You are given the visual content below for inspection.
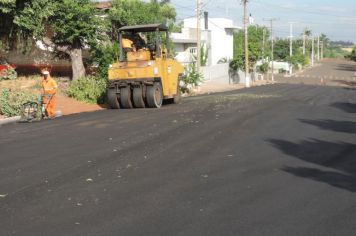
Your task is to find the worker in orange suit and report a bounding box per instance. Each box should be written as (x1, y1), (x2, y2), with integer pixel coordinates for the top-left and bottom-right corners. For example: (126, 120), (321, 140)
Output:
(41, 70), (58, 119)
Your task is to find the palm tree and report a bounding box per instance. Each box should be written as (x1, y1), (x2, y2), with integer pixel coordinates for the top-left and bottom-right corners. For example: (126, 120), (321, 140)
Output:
(302, 28), (312, 54)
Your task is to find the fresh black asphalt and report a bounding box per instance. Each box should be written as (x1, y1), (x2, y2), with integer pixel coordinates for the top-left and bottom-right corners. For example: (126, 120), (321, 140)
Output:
(0, 61), (356, 236)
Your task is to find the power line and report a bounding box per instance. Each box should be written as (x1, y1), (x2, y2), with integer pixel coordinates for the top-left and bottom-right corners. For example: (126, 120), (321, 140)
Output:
(171, 3), (194, 11)
(208, 19), (225, 31)
(202, 0), (214, 9)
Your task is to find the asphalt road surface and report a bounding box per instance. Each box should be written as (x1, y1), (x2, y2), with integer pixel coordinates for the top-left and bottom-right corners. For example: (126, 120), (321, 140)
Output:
(1, 60), (356, 236)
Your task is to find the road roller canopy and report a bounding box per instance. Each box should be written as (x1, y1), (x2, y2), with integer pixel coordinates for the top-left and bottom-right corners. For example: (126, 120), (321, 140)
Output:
(119, 24), (168, 33)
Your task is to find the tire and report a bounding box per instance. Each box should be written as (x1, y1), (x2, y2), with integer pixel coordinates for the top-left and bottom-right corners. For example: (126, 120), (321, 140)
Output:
(146, 82), (163, 108)
(120, 86), (133, 109)
(173, 84), (181, 104)
(107, 88), (120, 109)
(133, 86), (145, 108)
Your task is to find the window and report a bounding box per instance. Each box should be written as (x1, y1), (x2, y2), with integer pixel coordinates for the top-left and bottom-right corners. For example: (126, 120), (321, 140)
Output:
(189, 47), (197, 55)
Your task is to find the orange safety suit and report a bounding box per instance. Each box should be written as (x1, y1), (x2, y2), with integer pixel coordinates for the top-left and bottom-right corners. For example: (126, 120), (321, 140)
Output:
(41, 76), (58, 118)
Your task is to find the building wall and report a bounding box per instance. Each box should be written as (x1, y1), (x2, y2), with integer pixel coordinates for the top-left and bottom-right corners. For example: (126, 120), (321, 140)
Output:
(182, 18), (237, 65)
(4, 45), (73, 76)
(201, 63), (230, 84)
(173, 43), (198, 64)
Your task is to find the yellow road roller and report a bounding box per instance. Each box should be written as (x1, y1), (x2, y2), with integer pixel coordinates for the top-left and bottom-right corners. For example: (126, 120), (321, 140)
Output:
(107, 24), (184, 109)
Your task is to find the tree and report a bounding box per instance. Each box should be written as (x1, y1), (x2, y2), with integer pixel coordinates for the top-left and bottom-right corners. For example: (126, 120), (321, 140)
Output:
(1, 0), (106, 80)
(1, 0), (50, 52)
(273, 38), (309, 68)
(233, 25), (270, 72)
(273, 38), (290, 60)
(303, 28), (312, 38)
(48, 0), (106, 80)
(320, 33), (330, 49)
(109, 0), (176, 40)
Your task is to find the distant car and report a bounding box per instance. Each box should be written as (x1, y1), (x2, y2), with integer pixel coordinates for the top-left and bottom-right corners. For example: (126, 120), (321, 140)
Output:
(0, 58), (17, 79)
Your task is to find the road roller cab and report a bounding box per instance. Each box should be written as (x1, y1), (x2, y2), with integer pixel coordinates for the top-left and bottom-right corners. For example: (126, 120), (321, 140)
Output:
(107, 24), (184, 109)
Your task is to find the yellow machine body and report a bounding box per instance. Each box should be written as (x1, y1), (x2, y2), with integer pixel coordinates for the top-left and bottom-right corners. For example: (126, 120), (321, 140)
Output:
(108, 51), (184, 98)
(106, 23), (184, 109)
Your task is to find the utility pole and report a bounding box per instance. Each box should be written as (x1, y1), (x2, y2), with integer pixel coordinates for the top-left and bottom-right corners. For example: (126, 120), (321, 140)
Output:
(242, 0), (250, 88)
(321, 41), (324, 59)
(196, 0), (202, 72)
(311, 36), (315, 66)
(302, 33), (306, 55)
(289, 22), (294, 75)
(264, 18), (278, 82)
(289, 22), (294, 57)
(317, 35), (320, 61)
(262, 28), (266, 59)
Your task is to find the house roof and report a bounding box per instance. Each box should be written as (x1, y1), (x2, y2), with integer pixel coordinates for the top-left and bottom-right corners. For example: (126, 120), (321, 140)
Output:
(119, 24), (168, 33)
(225, 26), (242, 30)
(95, 1), (112, 10)
(172, 38), (204, 44)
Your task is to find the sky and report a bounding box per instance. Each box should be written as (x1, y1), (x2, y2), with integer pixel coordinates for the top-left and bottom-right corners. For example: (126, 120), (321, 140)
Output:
(170, 0), (356, 43)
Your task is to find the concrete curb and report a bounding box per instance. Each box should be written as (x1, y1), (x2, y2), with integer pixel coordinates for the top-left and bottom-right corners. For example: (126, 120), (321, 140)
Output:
(0, 116), (21, 127)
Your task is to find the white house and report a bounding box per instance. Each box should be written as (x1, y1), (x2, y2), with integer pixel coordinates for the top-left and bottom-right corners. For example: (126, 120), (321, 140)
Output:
(171, 16), (241, 66)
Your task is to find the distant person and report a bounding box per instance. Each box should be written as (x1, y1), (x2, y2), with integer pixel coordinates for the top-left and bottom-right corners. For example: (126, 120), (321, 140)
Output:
(41, 70), (58, 119)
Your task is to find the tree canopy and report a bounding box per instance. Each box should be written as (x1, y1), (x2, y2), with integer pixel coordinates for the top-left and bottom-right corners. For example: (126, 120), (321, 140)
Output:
(1, 0), (105, 80)
(0, 0), (177, 79)
(109, 0), (176, 28)
(233, 25), (270, 72)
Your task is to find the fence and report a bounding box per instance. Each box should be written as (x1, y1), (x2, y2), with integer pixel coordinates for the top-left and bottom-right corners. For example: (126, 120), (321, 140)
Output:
(201, 63), (230, 84)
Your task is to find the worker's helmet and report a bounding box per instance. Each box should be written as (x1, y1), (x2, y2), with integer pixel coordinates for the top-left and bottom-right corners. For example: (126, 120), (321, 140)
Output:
(42, 70), (50, 75)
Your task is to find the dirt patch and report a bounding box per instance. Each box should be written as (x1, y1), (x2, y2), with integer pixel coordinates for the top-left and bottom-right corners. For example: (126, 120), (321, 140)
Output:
(0, 76), (105, 117)
(0, 76), (41, 93)
(56, 94), (106, 116)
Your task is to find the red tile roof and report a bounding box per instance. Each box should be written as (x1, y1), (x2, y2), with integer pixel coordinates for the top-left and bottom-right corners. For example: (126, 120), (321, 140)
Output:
(95, 1), (112, 10)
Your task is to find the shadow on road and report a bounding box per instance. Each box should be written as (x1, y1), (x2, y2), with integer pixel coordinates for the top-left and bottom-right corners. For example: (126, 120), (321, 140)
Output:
(334, 63), (356, 72)
(300, 119), (356, 134)
(332, 80), (356, 86)
(282, 166), (356, 192)
(268, 138), (356, 192)
(331, 102), (356, 113)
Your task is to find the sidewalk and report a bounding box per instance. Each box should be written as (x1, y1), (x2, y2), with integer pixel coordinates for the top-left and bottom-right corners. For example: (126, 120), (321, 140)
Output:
(1, 79), (270, 125)
(192, 79), (270, 95)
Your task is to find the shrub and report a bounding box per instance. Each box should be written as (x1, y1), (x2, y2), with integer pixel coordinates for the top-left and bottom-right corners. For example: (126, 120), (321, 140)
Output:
(0, 89), (37, 117)
(288, 53), (309, 68)
(180, 63), (203, 88)
(345, 47), (356, 62)
(0, 67), (18, 81)
(229, 58), (243, 72)
(279, 68), (287, 74)
(65, 76), (107, 104)
(257, 62), (269, 74)
(192, 44), (209, 66)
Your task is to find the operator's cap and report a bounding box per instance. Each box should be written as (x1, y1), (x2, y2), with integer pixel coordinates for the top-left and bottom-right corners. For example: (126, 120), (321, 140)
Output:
(42, 70), (50, 75)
